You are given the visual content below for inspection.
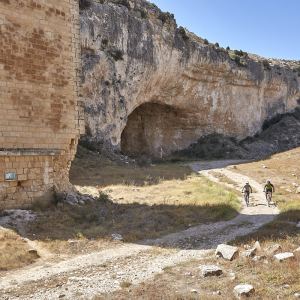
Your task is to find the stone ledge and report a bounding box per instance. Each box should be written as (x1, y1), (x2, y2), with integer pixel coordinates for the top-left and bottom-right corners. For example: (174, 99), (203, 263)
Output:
(0, 148), (62, 156)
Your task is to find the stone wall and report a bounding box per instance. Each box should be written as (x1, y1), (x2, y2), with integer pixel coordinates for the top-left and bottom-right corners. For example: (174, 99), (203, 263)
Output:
(0, 0), (83, 209)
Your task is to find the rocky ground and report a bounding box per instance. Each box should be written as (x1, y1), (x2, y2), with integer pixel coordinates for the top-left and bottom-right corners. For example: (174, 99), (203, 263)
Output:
(1, 160), (292, 300)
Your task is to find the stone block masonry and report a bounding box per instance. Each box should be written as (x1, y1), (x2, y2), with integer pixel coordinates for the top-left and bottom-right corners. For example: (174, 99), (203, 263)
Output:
(0, 0), (83, 209)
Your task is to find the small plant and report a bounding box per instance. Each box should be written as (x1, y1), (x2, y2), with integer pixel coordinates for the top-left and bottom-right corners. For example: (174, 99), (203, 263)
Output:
(99, 191), (110, 202)
(120, 281), (132, 288)
(113, 0), (130, 9)
(158, 11), (174, 24)
(135, 8), (147, 19)
(234, 49), (246, 57)
(178, 26), (189, 41)
(79, 0), (91, 10)
(108, 49), (124, 61)
(226, 46), (230, 51)
(262, 59), (271, 70)
(203, 38), (209, 45)
(215, 42), (220, 48)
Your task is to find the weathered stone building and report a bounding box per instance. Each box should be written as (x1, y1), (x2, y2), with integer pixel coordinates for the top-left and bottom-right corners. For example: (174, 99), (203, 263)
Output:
(0, 0), (83, 209)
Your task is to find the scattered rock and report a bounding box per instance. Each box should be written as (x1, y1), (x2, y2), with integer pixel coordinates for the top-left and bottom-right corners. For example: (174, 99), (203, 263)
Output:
(234, 284), (255, 298)
(294, 292), (300, 298)
(200, 265), (223, 277)
(274, 252), (294, 262)
(296, 222), (300, 228)
(111, 233), (123, 241)
(265, 244), (282, 255)
(215, 244), (239, 261)
(283, 284), (290, 289)
(65, 193), (78, 205)
(58, 295), (66, 299)
(296, 187), (300, 194)
(241, 247), (256, 258)
(252, 255), (266, 262)
(229, 272), (236, 281)
(28, 249), (39, 258)
(294, 246), (300, 252)
(213, 290), (222, 296)
(253, 241), (261, 251)
(190, 289), (198, 294)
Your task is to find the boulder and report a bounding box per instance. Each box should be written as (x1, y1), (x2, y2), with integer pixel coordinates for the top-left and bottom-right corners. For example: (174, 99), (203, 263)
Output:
(234, 284), (255, 298)
(28, 249), (39, 258)
(294, 292), (300, 298)
(65, 193), (78, 205)
(215, 244), (239, 261)
(111, 233), (123, 241)
(200, 265), (223, 277)
(294, 246), (300, 252)
(296, 187), (300, 194)
(253, 241), (261, 251)
(274, 252), (294, 261)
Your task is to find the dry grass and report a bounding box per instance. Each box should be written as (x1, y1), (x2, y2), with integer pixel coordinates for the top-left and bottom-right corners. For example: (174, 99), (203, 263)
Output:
(103, 175), (239, 209)
(26, 175), (240, 245)
(0, 228), (38, 271)
(102, 235), (300, 300)
(96, 148), (300, 300)
(70, 146), (194, 187)
(234, 147), (300, 213)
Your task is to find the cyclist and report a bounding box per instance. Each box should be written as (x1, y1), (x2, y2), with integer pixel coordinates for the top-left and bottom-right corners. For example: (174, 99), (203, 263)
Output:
(242, 182), (253, 206)
(264, 180), (275, 206)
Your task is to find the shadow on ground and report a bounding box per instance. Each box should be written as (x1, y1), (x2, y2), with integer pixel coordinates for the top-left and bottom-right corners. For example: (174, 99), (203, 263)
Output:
(70, 146), (194, 187)
(15, 199), (239, 244)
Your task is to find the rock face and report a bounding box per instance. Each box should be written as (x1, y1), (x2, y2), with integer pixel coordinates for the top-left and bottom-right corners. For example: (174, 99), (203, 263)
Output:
(80, 0), (300, 158)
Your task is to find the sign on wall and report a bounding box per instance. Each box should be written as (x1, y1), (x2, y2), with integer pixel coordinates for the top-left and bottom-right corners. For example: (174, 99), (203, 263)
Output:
(5, 172), (17, 181)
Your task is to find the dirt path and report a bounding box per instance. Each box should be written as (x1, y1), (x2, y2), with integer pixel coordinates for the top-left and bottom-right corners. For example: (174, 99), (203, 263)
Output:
(0, 160), (279, 300)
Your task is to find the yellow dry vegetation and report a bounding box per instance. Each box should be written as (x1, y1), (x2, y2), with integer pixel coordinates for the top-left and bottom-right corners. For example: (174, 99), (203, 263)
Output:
(0, 228), (37, 271)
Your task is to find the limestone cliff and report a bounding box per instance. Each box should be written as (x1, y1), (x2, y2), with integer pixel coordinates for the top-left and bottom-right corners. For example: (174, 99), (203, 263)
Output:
(80, 0), (300, 158)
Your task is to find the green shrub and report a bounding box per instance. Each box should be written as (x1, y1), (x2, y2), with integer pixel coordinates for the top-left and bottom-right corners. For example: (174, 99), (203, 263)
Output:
(108, 49), (124, 61)
(215, 42), (220, 47)
(113, 0), (130, 9)
(158, 11), (174, 24)
(79, 0), (91, 10)
(203, 39), (209, 45)
(234, 49), (245, 56)
(262, 59), (271, 70)
(178, 26), (189, 41)
(226, 46), (230, 51)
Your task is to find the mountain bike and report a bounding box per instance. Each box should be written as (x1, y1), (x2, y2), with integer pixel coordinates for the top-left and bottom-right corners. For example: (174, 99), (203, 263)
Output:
(243, 192), (250, 207)
(265, 191), (272, 207)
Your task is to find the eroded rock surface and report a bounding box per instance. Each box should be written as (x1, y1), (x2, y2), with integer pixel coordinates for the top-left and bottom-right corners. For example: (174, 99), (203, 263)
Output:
(80, 0), (300, 158)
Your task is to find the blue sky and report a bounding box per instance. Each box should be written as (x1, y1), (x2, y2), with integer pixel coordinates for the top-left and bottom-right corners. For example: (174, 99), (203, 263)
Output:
(150, 0), (300, 60)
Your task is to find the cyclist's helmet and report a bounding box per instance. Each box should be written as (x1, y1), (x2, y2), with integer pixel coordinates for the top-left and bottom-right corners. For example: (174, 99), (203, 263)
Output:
(267, 180), (271, 184)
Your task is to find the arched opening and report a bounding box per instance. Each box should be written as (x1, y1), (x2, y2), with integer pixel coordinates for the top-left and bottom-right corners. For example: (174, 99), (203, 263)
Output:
(121, 102), (201, 158)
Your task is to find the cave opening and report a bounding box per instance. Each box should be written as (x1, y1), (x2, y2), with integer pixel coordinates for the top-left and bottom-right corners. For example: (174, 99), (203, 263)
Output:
(121, 102), (200, 158)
